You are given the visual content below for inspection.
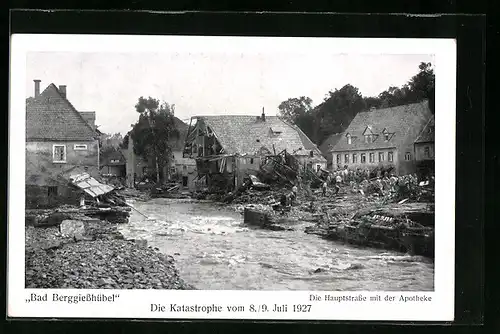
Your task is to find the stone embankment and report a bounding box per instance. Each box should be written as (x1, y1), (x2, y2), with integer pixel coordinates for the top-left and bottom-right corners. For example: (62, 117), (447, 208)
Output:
(25, 200), (193, 290)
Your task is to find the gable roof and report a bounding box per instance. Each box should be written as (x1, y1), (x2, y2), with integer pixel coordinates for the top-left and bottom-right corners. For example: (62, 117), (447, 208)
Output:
(415, 115), (435, 144)
(331, 100), (432, 152)
(26, 83), (98, 141)
(195, 115), (324, 160)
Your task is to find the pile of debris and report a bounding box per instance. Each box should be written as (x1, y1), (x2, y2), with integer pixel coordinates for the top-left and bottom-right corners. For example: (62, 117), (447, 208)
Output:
(348, 174), (435, 204)
(116, 187), (151, 201)
(25, 221), (193, 289)
(150, 182), (191, 199)
(305, 203), (435, 258)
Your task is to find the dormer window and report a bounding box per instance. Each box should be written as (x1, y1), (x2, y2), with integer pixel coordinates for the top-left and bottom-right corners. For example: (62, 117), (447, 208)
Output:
(363, 126), (375, 143)
(382, 129), (390, 141)
(346, 133), (352, 145)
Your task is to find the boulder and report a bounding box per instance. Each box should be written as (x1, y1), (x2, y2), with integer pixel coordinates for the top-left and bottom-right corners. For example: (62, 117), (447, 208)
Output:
(60, 220), (85, 239)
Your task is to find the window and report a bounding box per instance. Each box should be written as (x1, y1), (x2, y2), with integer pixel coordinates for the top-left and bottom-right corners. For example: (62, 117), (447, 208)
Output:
(352, 153), (357, 163)
(388, 151), (394, 162)
(378, 152), (385, 162)
(365, 135), (373, 143)
(344, 154), (349, 164)
(110, 159), (120, 163)
(143, 167), (149, 174)
(347, 134), (352, 145)
(53, 145), (66, 163)
(336, 154), (341, 164)
(361, 154), (366, 163)
(382, 129), (390, 141)
(405, 152), (412, 161)
(73, 144), (87, 150)
(47, 186), (57, 197)
(309, 151), (314, 157)
(250, 158), (254, 164)
(183, 165), (187, 171)
(424, 146), (430, 158)
(316, 164), (321, 172)
(369, 153), (375, 163)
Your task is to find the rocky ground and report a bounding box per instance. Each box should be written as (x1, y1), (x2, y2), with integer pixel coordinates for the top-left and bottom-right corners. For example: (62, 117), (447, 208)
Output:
(25, 218), (194, 290)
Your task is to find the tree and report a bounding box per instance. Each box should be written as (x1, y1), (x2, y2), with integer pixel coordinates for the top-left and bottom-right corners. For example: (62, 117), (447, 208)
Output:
(129, 96), (180, 183)
(374, 62), (435, 111)
(315, 84), (367, 144)
(98, 132), (124, 161)
(408, 62), (435, 112)
(120, 133), (129, 149)
(278, 96), (313, 123)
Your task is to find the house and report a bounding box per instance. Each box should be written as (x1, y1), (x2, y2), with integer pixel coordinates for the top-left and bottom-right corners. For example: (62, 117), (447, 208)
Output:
(414, 115), (435, 178)
(318, 133), (343, 170)
(100, 150), (126, 177)
(26, 80), (100, 208)
(329, 101), (433, 176)
(124, 116), (197, 190)
(182, 109), (326, 190)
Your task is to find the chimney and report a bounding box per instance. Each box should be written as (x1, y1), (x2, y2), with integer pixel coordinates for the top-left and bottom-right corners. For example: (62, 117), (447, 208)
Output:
(34, 79), (41, 97)
(261, 107), (265, 122)
(59, 85), (67, 98)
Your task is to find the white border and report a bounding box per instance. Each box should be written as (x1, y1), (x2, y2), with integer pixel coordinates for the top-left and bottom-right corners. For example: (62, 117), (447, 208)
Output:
(52, 144), (67, 163)
(8, 35), (456, 321)
(74, 144), (88, 150)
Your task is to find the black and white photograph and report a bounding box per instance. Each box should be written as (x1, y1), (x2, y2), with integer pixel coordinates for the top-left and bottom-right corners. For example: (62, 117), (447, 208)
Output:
(9, 34), (456, 321)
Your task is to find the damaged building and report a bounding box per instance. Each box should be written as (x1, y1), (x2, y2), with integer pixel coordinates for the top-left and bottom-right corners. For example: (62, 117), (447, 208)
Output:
(182, 109), (326, 191)
(25, 80), (101, 208)
(124, 115), (197, 190)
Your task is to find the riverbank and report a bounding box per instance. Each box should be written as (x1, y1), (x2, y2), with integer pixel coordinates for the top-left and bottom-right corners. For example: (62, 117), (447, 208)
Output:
(25, 206), (193, 289)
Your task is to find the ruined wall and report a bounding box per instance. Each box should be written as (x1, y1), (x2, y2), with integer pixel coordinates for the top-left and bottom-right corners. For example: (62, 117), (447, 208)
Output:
(236, 157), (261, 186)
(25, 140), (98, 208)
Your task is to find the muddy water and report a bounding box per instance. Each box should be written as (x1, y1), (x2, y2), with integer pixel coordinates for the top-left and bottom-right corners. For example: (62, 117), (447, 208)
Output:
(119, 199), (434, 291)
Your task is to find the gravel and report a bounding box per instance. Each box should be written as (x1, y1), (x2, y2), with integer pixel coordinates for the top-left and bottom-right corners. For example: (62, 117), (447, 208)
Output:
(25, 222), (194, 290)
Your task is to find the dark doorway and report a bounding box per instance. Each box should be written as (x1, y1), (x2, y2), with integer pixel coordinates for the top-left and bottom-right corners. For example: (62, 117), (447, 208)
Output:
(182, 176), (188, 187)
(47, 186), (58, 207)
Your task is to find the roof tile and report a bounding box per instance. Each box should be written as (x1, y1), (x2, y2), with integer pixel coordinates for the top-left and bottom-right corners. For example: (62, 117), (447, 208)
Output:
(26, 84), (97, 141)
(331, 101), (432, 152)
(197, 115), (325, 160)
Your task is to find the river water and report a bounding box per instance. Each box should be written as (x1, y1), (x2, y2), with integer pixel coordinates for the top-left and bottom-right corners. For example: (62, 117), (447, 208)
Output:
(119, 198), (434, 291)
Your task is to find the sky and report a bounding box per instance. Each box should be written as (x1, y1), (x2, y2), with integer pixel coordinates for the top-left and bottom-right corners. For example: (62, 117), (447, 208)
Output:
(26, 51), (433, 136)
